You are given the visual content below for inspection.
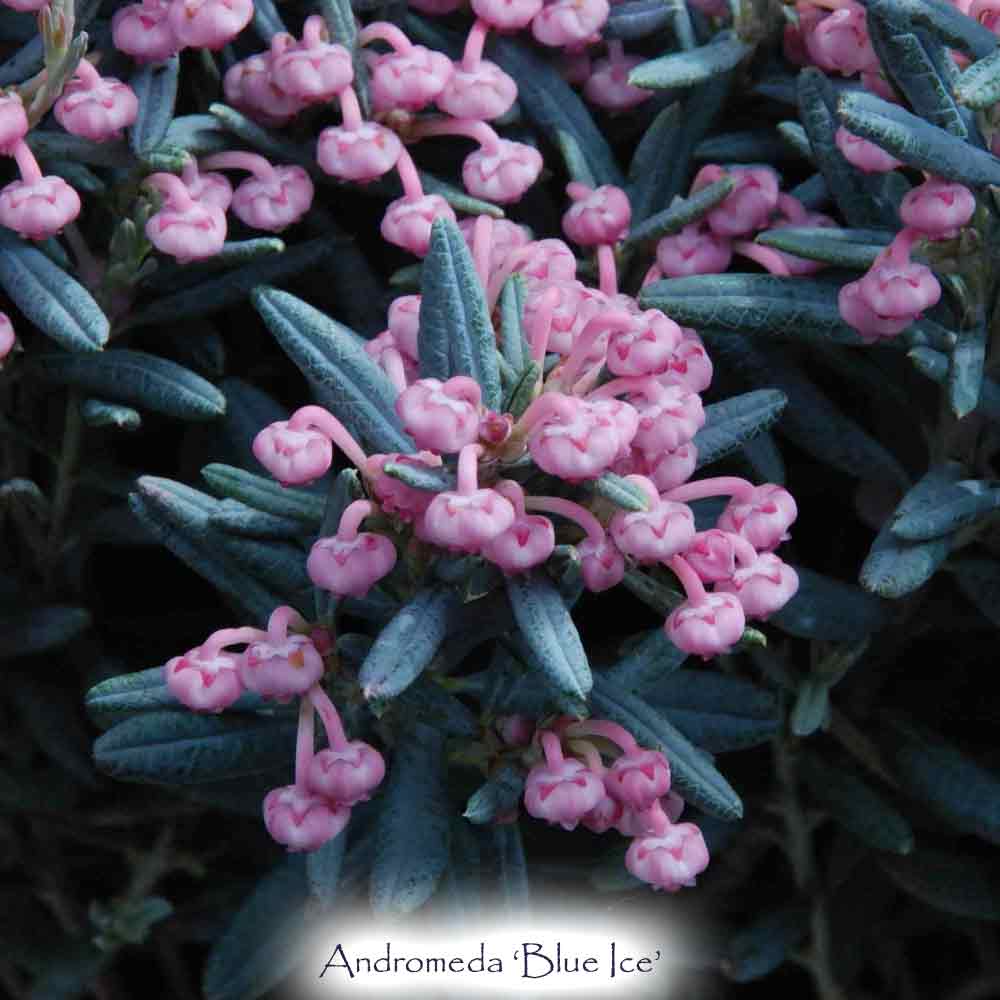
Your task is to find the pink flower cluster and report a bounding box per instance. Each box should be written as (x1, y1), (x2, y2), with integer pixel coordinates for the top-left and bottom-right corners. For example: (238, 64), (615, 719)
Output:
(142, 152), (314, 262)
(508, 718), (709, 892)
(164, 606), (385, 852)
(252, 185), (800, 660)
(113, 0), (254, 65)
(0, 311), (16, 367)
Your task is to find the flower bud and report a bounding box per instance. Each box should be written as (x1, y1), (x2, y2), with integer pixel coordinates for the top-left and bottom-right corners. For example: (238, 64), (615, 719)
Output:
(240, 633), (325, 701)
(625, 822), (710, 891)
(253, 421), (333, 486)
(665, 593), (746, 658)
(523, 758), (605, 831)
(306, 741), (386, 805)
(264, 785), (350, 852)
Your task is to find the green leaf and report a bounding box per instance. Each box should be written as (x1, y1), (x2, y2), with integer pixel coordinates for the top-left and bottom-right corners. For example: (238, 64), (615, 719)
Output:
(896, 0), (997, 59)
(629, 33), (751, 90)
(605, 0), (677, 41)
(588, 472), (651, 512)
(382, 460), (456, 494)
(624, 177), (735, 248)
(124, 236), (340, 329)
(162, 113), (230, 157)
(392, 677), (479, 738)
(692, 389), (788, 468)
(505, 571), (592, 711)
(203, 857), (310, 1000)
(202, 464), (325, 524)
(253, 286), (412, 454)
(890, 478), (1000, 540)
(0, 231), (108, 352)
(641, 274), (869, 345)
(908, 346), (1000, 421)
(216, 535), (311, 597)
(603, 628), (689, 690)
(210, 499), (308, 540)
(948, 322), (988, 418)
(860, 464), (964, 598)
(951, 556), (1000, 627)
(696, 130), (798, 165)
(591, 674), (743, 820)
(0, 605), (91, 659)
(418, 218), (502, 410)
(499, 274), (530, 375)
(93, 711), (296, 784)
(722, 905), (809, 982)
(790, 678), (830, 737)
(620, 567), (683, 616)
(880, 850), (1000, 920)
(772, 565), (888, 641)
(837, 89), (1000, 187)
(371, 725), (451, 915)
(490, 35), (623, 187)
(463, 765), (525, 825)
(955, 46), (1000, 108)
(555, 129), (597, 188)
(885, 715), (1000, 845)
(504, 360), (542, 420)
(142, 237), (286, 295)
(28, 350), (226, 421)
(797, 68), (897, 229)
(129, 56), (179, 156)
(359, 586), (459, 710)
(644, 669), (780, 752)
(306, 830), (347, 912)
(79, 398), (141, 431)
(755, 227), (892, 270)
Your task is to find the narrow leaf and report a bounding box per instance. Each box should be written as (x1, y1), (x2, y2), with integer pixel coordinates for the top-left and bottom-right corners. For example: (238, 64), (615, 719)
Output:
(692, 389), (788, 468)
(603, 628), (689, 690)
(589, 472), (651, 512)
(463, 765), (525, 825)
(949, 322), (987, 417)
(629, 33), (751, 90)
(772, 565), (888, 640)
(625, 177), (735, 248)
(755, 226), (892, 270)
(129, 57), (179, 155)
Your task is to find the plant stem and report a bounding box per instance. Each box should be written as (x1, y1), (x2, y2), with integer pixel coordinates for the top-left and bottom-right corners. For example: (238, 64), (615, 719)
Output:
(44, 391), (83, 591)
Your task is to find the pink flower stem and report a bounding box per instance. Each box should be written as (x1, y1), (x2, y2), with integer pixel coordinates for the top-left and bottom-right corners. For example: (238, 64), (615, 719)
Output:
(540, 729), (565, 768)
(555, 310), (634, 391)
(566, 738), (605, 774)
(494, 479), (526, 515)
(643, 798), (671, 836)
(524, 494), (605, 545)
(641, 263), (662, 288)
(267, 605), (308, 643)
(667, 553), (707, 603)
(564, 719), (638, 754)
(889, 227), (920, 260)
(11, 141), (43, 185)
(72, 58), (102, 89)
(607, 40), (626, 66)
(358, 21), (413, 53)
(63, 223), (103, 288)
(409, 116), (501, 154)
(734, 241), (792, 277)
(515, 391), (577, 434)
(302, 14), (327, 46)
(566, 180), (593, 202)
(393, 148), (425, 201)
(337, 86), (364, 130)
(380, 347), (409, 393)
(294, 695), (315, 791)
(462, 18), (490, 71)
(528, 285), (561, 364)
(199, 626), (267, 659)
(201, 151), (277, 180)
(145, 171), (196, 211)
(308, 684), (349, 750)
(776, 193), (807, 223)
(288, 405), (369, 472)
(663, 476), (754, 504)
(596, 244), (618, 297)
(472, 214), (493, 288)
(730, 534), (758, 567)
(587, 374), (659, 402)
(337, 499), (374, 541)
(456, 443), (484, 495)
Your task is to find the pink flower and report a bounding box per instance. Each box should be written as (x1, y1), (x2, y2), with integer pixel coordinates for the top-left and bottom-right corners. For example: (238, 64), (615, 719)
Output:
(684, 529), (739, 583)
(436, 61), (518, 121)
(656, 221), (733, 277)
(528, 396), (636, 481)
(396, 376), (482, 453)
(644, 443), (699, 493)
(515, 239), (578, 282)
(387, 295), (422, 359)
(562, 183), (632, 246)
(463, 140), (543, 205)
(253, 421), (333, 486)
(112, 0), (182, 64)
(168, 0), (254, 51)
(717, 484), (798, 551)
(856, 241), (941, 319)
(54, 65), (139, 143)
(609, 489), (696, 564)
(307, 533), (397, 598)
(532, 0), (611, 47)
(239, 633), (325, 701)
(225, 53), (307, 127)
(606, 310), (683, 378)
(625, 822), (710, 891)
(365, 452), (442, 522)
(715, 552), (799, 619)
(661, 332), (713, 393)
(630, 383), (705, 457)
(381, 194), (457, 257)
(581, 793), (625, 833)
(270, 17), (353, 103)
(482, 514), (556, 573)
(472, 0), (544, 30)
(317, 122), (402, 183)
(605, 749), (671, 812)
(144, 173), (226, 263)
(524, 758), (605, 831)
(899, 177), (976, 240)
(578, 533), (625, 592)
(665, 593), (746, 658)
(835, 127), (903, 174)
(805, 2), (879, 76)
(0, 94), (28, 156)
(971, 0), (1000, 30)
(370, 45), (453, 112)
(838, 279), (913, 342)
(164, 647), (244, 712)
(186, 170), (233, 211)
(693, 164), (780, 238)
(583, 53), (652, 111)
(306, 741), (386, 805)
(263, 785), (350, 852)
(230, 165), (314, 232)
(421, 487), (516, 553)
(0, 312), (15, 367)
(0, 174), (81, 241)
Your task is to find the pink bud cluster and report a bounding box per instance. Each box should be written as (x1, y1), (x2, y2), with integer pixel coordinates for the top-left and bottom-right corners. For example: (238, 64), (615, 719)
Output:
(251, 184), (799, 660)
(113, 0), (254, 65)
(164, 606), (385, 852)
(517, 722), (708, 892)
(839, 176), (973, 341)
